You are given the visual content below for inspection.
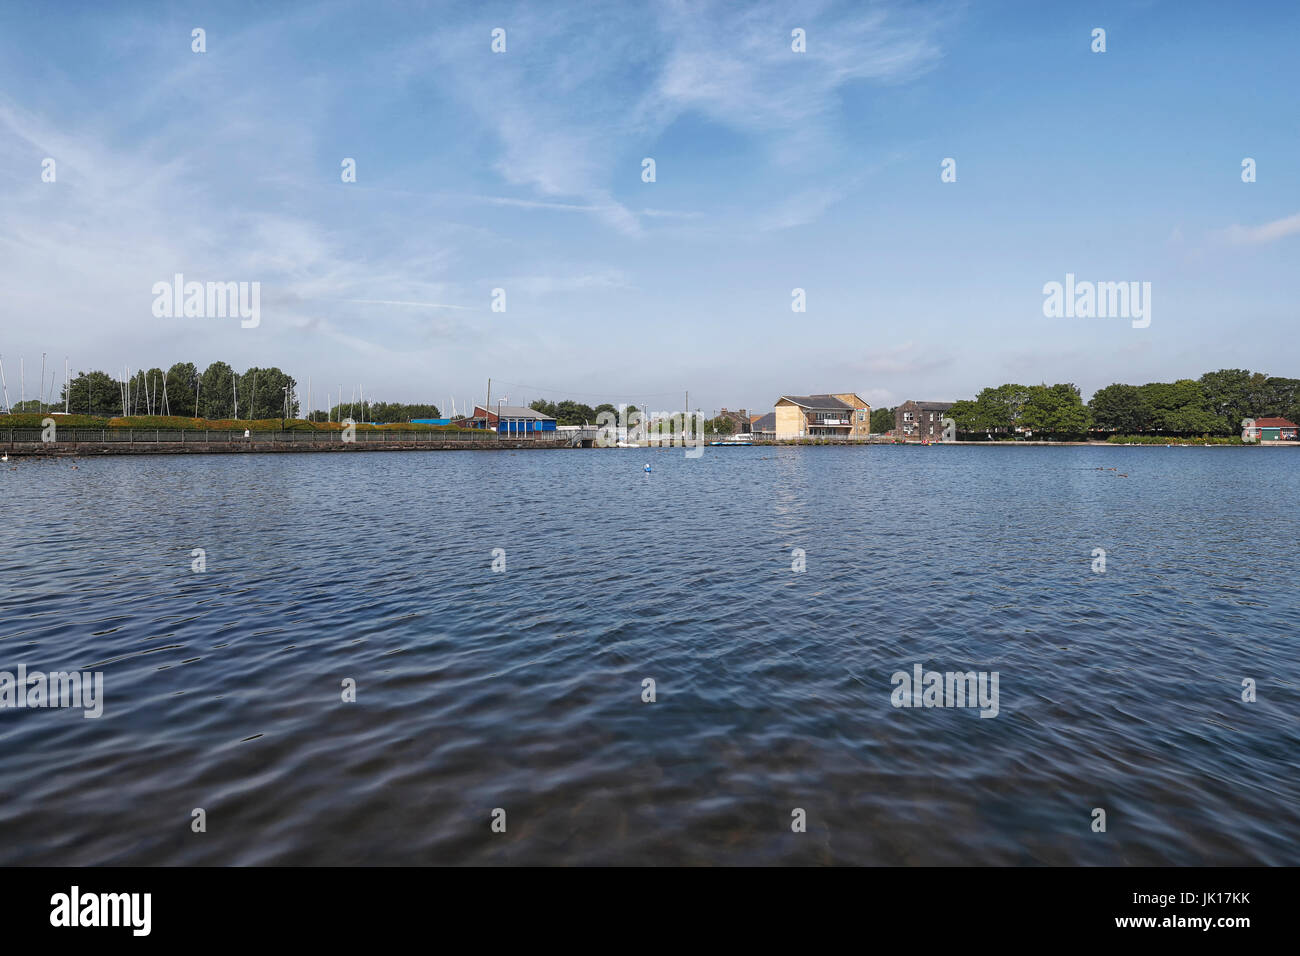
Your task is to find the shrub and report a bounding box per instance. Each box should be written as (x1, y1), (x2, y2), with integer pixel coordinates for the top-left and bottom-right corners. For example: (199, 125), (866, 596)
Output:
(1106, 434), (1246, 445)
(0, 413), (109, 428)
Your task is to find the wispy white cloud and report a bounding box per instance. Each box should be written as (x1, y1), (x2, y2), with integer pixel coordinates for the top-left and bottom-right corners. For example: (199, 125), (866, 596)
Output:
(757, 186), (846, 231)
(505, 271), (635, 296)
(402, 0), (949, 236)
(1224, 211), (1300, 244)
(339, 299), (475, 311)
(856, 341), (952, 375)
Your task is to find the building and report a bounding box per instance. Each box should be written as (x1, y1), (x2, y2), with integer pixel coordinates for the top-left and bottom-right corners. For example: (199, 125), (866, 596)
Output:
(1246, 417), (1299, 441)
(894, 401), (954, 440)
(716, 407), (751, 433)
(773, 394), (871, 439)
(751, 412), (776, 437)
(462, 405), (557, 434)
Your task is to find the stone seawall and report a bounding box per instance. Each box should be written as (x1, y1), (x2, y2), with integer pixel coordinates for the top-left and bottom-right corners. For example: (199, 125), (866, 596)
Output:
(7, 439), (574, 457)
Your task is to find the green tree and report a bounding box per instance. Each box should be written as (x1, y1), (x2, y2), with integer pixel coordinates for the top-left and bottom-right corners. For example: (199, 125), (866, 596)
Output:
(947, 399), (982, 435)
(238, 367), (299, 420)
(553, 400), (597, 425)
(200, 362), (236, 418)
(58, 371), (123, 417)
(352, 401), (442, 423)
(1260, 376), (1300, 423)
(961, 384), (1030, 434)
(165, 362), (200, 417)
(1088, 383), (1152, 433)
(131, 368), (168, 415)
(1140, 379), (1222, 434)
(1021, 383), (1091, 437)
(1198, 369), (1265, 432)
(870, 406), (894, 433)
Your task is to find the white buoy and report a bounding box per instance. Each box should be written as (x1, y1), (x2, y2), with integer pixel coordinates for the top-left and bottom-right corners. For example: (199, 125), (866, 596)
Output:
(644, 463), (651, 473)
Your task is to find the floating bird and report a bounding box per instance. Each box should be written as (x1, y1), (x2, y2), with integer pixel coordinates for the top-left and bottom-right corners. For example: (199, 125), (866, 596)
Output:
(1, 453), (7, 462)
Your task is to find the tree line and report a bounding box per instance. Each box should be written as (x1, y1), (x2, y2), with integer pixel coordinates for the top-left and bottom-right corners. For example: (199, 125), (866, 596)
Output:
(946, 369), (1300, 439)
(31, 363), (301, 420)
(527, 400), (743, 433)
(528, 399), (630, 426)
(14, 363), (451, 423)
(311, 401), (442, 424)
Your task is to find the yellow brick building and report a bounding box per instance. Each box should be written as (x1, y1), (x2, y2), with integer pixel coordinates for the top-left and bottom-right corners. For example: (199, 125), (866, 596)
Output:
(773, 394), (871, 439)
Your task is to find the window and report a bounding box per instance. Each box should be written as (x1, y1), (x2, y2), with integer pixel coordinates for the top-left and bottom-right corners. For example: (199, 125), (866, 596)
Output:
(903, 412), (913, 422)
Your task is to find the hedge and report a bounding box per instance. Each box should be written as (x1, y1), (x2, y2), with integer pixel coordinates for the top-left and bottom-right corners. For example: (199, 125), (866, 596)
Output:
(0, 413), (481, 434)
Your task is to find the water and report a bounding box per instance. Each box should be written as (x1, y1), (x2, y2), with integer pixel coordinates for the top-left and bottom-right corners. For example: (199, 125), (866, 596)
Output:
(1, 445), (1297, 865)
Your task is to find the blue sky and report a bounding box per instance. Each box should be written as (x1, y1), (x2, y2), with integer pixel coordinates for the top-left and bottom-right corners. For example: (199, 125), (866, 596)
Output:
(2, 0), (1297, 416)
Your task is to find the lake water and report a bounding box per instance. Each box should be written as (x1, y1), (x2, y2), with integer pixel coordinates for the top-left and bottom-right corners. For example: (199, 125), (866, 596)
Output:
(1, 445), (1297, 865)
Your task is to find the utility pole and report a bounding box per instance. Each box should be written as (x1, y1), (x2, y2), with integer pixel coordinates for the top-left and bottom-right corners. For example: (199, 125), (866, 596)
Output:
(64, 357), (69, 414)
(485, 378), (491, 431)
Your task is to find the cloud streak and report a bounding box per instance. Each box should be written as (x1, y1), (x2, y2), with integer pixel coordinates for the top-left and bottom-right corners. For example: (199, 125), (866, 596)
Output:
(1224, 211), (1300, 244)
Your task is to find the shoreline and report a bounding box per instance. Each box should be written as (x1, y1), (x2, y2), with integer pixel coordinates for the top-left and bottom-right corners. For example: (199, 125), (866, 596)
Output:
(5, 437), (1294, 457)
(4, 438), (575, 457)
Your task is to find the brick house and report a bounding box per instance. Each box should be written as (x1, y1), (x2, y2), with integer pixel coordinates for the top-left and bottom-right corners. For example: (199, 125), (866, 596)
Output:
(716, 407), (751, 433)
(894, 401), (954, 440)
(1246, 417), (1299, 441)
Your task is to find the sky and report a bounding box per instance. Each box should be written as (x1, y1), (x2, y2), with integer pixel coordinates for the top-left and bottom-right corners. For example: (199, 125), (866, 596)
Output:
(1, 0), (1297, 417)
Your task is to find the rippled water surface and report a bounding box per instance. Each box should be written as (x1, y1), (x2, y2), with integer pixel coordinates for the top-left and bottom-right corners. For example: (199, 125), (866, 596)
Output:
(1, 445), (1297, 865)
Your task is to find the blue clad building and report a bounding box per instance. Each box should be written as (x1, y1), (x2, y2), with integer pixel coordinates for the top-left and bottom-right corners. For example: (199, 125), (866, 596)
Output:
(464, 404), (557, 434)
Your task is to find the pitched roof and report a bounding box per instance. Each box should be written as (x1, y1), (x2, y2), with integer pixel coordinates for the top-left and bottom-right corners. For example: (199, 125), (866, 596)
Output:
(1253, 417), (1297, 427)
(474, 405), (556, 420)
(752, 412), (777, 429)
(910, 401), (955, 411)
(778, 394), (853, 409)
